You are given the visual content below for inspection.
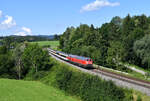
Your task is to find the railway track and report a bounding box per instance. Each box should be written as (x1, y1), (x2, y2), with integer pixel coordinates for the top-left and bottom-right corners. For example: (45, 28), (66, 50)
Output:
(92, 69), (150, 89)
(47, 48), (150, 96)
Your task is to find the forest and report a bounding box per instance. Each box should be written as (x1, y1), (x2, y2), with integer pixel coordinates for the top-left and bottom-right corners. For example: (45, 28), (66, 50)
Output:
(59, 14), (150, 71)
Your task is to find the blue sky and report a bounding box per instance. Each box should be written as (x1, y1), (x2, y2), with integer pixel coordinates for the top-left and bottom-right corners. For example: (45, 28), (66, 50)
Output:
(0, 0), (150, 36)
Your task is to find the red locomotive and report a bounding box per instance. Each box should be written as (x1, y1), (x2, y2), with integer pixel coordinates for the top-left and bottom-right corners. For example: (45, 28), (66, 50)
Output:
(67, 55), (93, 67)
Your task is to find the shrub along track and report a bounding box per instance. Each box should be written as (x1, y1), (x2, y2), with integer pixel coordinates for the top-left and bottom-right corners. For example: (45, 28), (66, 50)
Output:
(48, 48), (150, 96)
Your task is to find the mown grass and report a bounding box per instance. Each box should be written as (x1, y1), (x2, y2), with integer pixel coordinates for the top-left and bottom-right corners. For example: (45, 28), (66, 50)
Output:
(0, 79), (80, 101)
(30, 41), (59, 49)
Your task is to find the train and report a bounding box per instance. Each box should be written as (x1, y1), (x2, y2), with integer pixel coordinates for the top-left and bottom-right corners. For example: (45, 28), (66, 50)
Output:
(48, 48), (93, 68)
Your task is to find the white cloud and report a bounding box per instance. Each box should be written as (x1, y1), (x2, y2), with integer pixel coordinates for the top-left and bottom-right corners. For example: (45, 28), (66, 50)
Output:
(14, 32), (27, 36)
(22, 27), (32, 34)
(1, 15), (16, 29)
(0, 10), (2, 18)
(14, 27), (32, 36)
(80, 0), (120, 13)
(0, 10), (32, 36)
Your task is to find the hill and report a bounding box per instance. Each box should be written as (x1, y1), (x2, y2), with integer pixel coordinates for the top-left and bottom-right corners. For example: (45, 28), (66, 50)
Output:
(0, 79), (80, 101)
(37, 35), (54, 40)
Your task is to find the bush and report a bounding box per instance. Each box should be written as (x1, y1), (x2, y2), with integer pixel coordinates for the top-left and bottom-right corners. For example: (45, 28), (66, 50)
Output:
(54, 65), (126, 101)
(137, 95), (142, 101)
(145, 72), (150, 79)
(33, 71), (49, 80)
(123, 90), (133, 101)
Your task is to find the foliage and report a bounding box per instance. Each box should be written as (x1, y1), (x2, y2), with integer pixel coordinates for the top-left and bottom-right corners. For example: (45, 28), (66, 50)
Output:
(137, 95), (142, 101)
(55, 67), (126, 101)
(22, 44), (52, 78)
(0, 46), (16, 79)
(106, 41), (125, 68)
(0, 42), (52, 79)
(133, 34), (150, 69)
(59, 14), (150, 70)
(13, 43), (25, 79)
(54, 34), (60, 40)
(2, 35), (51, 43)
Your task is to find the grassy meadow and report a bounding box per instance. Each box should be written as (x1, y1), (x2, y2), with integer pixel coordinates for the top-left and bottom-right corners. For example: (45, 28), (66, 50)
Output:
(30, 41), (59, 49)
(0, 79), (80, 101)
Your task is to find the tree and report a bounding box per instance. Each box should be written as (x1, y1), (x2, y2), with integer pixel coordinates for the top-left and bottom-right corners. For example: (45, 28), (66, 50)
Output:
(0, 46), (7, 54)
(60, 27), (75, 52)
(111, 16), (122, 26)
(122, 14), (135, 36)
(106, 41), (125, 68)
(54, 34), (59, 40)
(0, 46), (15, 78)
(3, 37), (15, 49)
(133, 34), (150, 69)
(13, 44), (25, 79)
(137, 14), (148, 30)
(22, 44), (51, 75)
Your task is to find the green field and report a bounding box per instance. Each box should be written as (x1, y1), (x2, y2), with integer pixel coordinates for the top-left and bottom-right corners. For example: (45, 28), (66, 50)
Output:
(30, 41), (59, 49)
(0, 79), (79, 101)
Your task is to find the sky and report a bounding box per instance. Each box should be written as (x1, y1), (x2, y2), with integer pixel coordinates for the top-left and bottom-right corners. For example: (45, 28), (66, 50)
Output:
(0, 0), (150, 36)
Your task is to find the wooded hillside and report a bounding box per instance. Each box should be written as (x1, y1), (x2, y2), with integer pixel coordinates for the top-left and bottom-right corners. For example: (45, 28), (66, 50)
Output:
(60, 14), (150, 70)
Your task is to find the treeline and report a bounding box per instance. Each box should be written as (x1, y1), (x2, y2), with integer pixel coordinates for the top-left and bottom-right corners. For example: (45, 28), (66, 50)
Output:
(2, 35), (51, 43)
(0, 36), (51, 48)
(60, 14), (150, 70)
